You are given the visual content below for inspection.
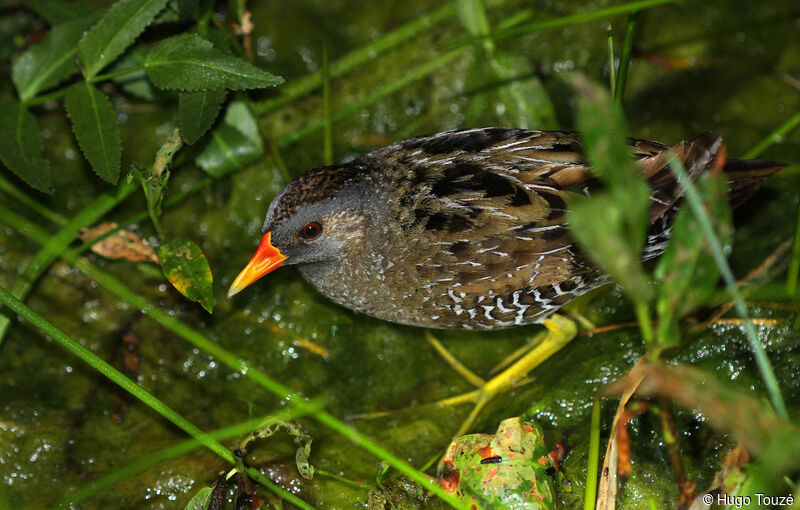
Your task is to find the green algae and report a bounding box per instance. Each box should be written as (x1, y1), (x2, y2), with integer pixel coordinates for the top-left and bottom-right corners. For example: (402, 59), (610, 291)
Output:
(0, 0), (799, 508)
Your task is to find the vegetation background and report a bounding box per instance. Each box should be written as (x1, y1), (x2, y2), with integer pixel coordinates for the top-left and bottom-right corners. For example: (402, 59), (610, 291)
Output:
(0, 0), (798, 508)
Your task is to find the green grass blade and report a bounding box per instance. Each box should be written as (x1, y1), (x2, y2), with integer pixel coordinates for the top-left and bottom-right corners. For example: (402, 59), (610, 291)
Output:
(614, 10), (639, 103)
(457, 0), (493, 52)
(740, 111), (800, 295)
(0, 180), (137, 348)
(667, 155), (788, 419)
(51, 405), (321, 509)
(322, 42), (333, 166)
(0, 285), (314, 510)
(584, 395), (602, 510)
(743, 111), (800, 159)
(457, 0), (680, 46)
(607, 24), (616, 97)
(278, 47), (467, 149)
(0, 206), (470, 510)
(0, 173), (66, 225)
(253, 2), (457, 116)
(787, 200), (800, 295)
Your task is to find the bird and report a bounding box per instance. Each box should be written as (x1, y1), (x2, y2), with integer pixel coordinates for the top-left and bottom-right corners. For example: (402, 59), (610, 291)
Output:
(227, 127), (784, 435)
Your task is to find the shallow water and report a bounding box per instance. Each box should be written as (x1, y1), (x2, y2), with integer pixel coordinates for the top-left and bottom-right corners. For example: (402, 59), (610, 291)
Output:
(1, 0), (799, 508)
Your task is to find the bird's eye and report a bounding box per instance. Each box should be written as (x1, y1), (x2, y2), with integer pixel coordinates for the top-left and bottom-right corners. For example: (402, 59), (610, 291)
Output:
(300, 221), (322, 239)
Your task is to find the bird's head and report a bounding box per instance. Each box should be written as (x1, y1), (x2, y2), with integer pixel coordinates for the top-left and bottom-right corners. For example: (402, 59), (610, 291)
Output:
(227, 164), (372, 297)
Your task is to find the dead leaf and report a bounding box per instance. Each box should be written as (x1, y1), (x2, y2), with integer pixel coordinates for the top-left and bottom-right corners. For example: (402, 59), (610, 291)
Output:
(79, 222), (158, 263)
(603, 362), (798, 473)
(596, 358), (649, 510)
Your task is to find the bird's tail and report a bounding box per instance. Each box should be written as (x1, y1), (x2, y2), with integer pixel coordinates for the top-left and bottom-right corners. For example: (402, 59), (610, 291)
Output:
(722, 157), (786, 207)
(646, 132), (785, 221)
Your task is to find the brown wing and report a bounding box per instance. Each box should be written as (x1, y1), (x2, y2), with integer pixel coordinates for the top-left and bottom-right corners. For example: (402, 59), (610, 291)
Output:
(375, 128), (737, 328)
(376, 129), (595, 326)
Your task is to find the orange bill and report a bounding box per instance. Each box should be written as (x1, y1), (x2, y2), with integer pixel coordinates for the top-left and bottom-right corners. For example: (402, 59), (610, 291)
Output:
(227, 232), (287, 297)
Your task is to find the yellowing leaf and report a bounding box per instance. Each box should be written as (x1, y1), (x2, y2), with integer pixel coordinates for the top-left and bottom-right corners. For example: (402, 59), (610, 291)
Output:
(158, 238), (214, 313)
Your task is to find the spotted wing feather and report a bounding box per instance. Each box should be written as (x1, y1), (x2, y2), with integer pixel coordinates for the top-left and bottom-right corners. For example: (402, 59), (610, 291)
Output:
(375, 128), (727, 328)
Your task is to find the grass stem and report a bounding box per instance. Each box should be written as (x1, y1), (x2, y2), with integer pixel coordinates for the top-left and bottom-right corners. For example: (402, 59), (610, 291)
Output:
(743, 111), (800, 159)
(607, 24), (616, 97)
(0, 286), (314, 510)
(254, 2), (457, 116)
(0, 181), (137, 348)
(0, 174), (66, 225)
(0, 206), (469, 510)
(322, 42), (334, 166)
(584, 395), (602, 510)
(614, 10), (639, 103)
(51, 406), (321, 509)
(667, 156), (788, 419)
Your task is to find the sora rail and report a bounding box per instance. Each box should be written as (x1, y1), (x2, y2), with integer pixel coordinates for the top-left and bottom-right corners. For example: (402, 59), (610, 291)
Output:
(228, 128), (783, 329)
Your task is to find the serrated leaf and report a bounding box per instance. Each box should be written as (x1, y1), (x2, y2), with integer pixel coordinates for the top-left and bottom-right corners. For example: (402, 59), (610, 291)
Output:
(178, 89), (227, 144)
(158, 237), (214, 313)
(0, 98), (52, 193)
(184, 487), (212, 510)
(64, 82), (122, 184)
(655, 172), (732, 346)
(152, 4), (181, 24)
(12, 14), (100, 101)
(25, 0), (93, 24)
(106, 43), (165, 101)
(78, 0), (170, 79)
(144, 33), (284, 91)
(195, 99), (263, 177)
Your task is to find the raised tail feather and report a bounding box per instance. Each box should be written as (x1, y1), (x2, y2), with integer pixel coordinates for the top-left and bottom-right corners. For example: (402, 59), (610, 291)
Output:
(640, 132), (785, 260)
(723, 157), (787, 207)
(644, 132), (785, 221)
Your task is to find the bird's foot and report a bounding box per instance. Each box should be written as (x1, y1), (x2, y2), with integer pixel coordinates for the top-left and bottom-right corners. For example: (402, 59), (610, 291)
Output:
(428, 314), (578, 439)
(350, 315), (577, 441)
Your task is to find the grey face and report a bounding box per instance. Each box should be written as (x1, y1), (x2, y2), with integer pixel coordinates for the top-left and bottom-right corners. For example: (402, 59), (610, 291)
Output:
(261, 187), (369, 267)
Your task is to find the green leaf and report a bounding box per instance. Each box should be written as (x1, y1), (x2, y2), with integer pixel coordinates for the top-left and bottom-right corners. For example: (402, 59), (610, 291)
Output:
(78, 0), (170, 79)
(144, 33), (284, 91)
(195, 99), (263, 177)
(25, 0), (93, 25)
(152, 3), (181, 24)
(158, 238), (214, 313)
(64, 82), (122, 184)
(568, 195), (652, 302)
(12, 14), (100, 101)
(183, 487), (212, 510)
(178, 89), (227, 145)
(567, 74), (652, 303)
(105, 43), (165, 101)
(0, 98), (52, 193)
(655, 172), (732, 346)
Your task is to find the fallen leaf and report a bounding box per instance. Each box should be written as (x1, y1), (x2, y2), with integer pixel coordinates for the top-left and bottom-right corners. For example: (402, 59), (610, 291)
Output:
(158, 237), (214, 313)
(79, 222), (159, 263)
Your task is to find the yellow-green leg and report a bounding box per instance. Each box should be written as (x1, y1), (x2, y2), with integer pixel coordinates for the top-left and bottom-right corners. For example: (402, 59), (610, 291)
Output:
(429, 314), (577, 438)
